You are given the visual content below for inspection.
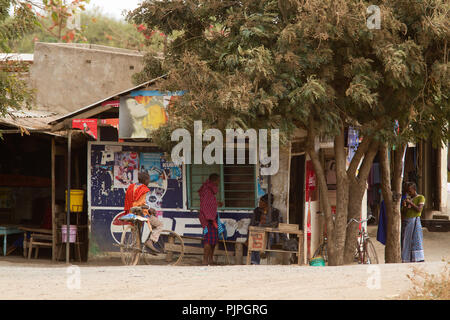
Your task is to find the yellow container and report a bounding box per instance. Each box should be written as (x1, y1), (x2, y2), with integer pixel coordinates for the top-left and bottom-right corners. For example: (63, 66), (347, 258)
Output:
(65, 189), (85, 212)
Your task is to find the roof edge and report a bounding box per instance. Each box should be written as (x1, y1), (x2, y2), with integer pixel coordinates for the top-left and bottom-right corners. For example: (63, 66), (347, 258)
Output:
(49, 74), (167, 125)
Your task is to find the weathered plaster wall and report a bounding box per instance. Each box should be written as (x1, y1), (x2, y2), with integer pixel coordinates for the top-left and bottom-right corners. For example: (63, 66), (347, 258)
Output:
(30, 43), (144, 114)
(440, 143), (448, 213)
(271, 146), (291, 223)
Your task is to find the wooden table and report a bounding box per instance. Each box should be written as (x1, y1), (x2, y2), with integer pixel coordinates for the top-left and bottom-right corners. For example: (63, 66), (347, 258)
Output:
(18, 227), (52, 234)
(246, 226), (304, 265)
(178, 235), (246, 265)
(18, 227), (53, 258)
(0, 225), (23, 256)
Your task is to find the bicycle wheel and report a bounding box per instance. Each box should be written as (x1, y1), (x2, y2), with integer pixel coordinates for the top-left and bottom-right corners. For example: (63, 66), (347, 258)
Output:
(120, 224), (141, 266)
(363, 239), (379, 264)
(322, 243), (328, 263)
(142, 230), (184, 266)
(312, 243), (324, 259)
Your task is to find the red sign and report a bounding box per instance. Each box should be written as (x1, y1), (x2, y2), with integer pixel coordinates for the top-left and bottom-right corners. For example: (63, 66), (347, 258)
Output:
(249, 230), (266, 251)
(101, 100), (120, 108)
(100, 118), (124, 142)
(100, 118), (119, 130)
(72, 119), (98, 139)
(305, 160), (316, 201)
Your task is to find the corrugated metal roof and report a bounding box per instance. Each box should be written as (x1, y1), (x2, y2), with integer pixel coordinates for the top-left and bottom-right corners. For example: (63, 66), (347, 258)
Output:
(49, 75), (166, 125)
(0, 53), (34, 62)
(0, 108), (62, 132)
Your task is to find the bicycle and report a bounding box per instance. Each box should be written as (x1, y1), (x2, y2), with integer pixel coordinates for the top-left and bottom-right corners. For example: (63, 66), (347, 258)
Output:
(312, 211), (328, 263)
(347, 215), (379, 264)
(115, 205), (185, 266)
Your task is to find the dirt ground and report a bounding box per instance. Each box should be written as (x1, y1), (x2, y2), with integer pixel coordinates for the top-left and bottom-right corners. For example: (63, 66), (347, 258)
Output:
(0, 226), (448, 300)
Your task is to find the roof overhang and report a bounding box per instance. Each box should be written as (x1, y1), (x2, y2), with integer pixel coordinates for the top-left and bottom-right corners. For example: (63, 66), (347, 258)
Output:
(0, 108), (63, 136)
(49, 75), (166, 132)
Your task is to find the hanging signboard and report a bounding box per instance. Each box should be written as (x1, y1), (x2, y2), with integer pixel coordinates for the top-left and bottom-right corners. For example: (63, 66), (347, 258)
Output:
(118, 90), (184, 139)
(72, 119), (98, 139)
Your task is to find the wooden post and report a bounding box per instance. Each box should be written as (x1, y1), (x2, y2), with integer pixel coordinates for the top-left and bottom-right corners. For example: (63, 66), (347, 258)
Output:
(74, 151), (80, 189)
(51, 138), (56, 262)
(246, 229), (252, 265)
(166, 235), (174, 262)
(299, 231), (304, 265)
(235, 242), (243, 265)
(66, 130), (72, 264)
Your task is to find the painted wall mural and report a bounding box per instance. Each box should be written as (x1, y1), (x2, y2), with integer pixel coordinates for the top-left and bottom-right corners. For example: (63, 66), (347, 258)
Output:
(89, 142), (251, 255)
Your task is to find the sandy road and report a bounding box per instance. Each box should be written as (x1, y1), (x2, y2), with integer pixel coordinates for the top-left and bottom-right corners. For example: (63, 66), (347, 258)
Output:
(0, 259), (447, 300)
(0, 226), (448, 300)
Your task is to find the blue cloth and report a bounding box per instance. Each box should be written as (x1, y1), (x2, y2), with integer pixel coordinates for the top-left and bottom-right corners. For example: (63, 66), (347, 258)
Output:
(402, 217), (425, 262)
(377, 195), (407, 245)
(203, 214), (227, 240)
(13, 232), (31, 248)
(376, 200), (387, 245)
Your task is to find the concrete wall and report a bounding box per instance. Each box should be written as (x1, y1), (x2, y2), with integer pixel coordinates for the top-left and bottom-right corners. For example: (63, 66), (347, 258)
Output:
(441, 143), (448, 214)
(30, 43), (144, 114)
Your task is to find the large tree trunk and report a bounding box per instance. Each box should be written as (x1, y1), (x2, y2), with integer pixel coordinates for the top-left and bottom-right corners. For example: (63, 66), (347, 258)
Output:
(343, 139), (379, 264)
(305, 120), (337, 264)
(331, 127), (348, 266)
(381, 144), (405, 263)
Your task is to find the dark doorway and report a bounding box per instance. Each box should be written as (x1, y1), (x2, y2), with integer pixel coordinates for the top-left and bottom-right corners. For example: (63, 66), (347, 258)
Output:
(289, 154), (305, 229)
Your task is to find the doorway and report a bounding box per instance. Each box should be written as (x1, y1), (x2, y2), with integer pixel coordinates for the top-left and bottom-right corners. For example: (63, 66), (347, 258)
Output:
(289, 154), (305, 229)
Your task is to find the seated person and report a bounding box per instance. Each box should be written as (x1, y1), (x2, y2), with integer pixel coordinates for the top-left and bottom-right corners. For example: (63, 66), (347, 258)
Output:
(249, 193), (281, 265)
(124, 171), (164, 253)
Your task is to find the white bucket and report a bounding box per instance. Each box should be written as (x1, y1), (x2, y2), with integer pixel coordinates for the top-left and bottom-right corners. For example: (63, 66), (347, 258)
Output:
(61, 225), (77, 243)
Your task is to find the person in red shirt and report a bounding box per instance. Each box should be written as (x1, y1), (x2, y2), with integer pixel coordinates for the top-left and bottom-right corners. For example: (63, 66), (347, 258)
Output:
(198, 173), (223, 265)
(124, 171), (163, 253)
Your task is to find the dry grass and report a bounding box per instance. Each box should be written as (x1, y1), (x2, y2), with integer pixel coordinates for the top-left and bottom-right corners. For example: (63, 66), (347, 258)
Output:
(402, 261), (450, 300)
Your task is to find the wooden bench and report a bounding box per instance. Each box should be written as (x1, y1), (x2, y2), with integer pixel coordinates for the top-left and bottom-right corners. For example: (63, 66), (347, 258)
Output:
(247, 225), (304, 265)
(28, 234), (53, 259)
(19, 227), (53, 259)
(172, 235), (247, 265)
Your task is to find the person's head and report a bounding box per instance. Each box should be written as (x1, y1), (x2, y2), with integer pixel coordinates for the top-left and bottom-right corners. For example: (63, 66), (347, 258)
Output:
(406, 182), (417, 196)
(138, 171), (150, 186)
(209, 173), (220, 187)
(259, 193), (274, 209)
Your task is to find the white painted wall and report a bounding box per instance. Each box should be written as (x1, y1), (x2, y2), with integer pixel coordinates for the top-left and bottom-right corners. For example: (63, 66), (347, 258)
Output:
(440, 144), (448, 213)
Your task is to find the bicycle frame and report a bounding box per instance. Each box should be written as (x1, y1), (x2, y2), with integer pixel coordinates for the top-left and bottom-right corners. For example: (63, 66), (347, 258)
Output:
(348, 215), (373, 264)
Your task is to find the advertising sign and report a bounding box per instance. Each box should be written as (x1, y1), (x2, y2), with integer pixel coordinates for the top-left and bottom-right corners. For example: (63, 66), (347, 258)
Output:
(72, 119), (98, 139)
(118, 90), (183, 139)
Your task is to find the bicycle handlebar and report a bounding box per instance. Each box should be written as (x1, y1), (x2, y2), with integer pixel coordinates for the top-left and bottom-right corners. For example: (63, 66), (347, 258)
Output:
(347, 215), (375, 227)
(130, 205), (149, 213)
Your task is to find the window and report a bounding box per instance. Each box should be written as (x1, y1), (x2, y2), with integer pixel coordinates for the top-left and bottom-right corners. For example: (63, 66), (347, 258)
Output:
(187, 160), (257, 210)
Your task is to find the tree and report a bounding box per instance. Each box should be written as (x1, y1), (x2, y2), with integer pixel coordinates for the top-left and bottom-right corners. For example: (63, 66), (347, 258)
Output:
(129, 0), (449, 265)
(377, 0), (449, 263)
(35, 0), (90, 42)
(9, 8), (168, 53)
(0, 0), (36, 123)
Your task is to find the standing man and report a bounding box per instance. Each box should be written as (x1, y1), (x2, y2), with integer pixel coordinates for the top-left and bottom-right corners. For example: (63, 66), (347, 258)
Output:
(401, 182), (425, 263)
(198, 173), (223, 265)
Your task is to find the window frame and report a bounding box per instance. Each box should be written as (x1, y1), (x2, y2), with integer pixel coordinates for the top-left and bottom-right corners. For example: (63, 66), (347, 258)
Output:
(186, 163), (258, 210)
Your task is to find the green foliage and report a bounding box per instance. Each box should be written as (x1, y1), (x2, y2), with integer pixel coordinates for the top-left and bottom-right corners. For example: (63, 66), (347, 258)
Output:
(9, 9), (163, 52)
(129, 0), (449, 152)
(0, 0), (35, 122)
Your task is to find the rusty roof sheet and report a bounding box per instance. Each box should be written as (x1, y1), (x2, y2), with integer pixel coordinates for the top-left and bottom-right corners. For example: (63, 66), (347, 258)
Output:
(49, 75), (166, 125)
(0, 108), (62, 132)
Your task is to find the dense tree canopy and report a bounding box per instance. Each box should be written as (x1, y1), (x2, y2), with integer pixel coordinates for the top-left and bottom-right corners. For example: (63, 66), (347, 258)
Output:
(0, 0), (36, 119)
(129, 0), (449, 265)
